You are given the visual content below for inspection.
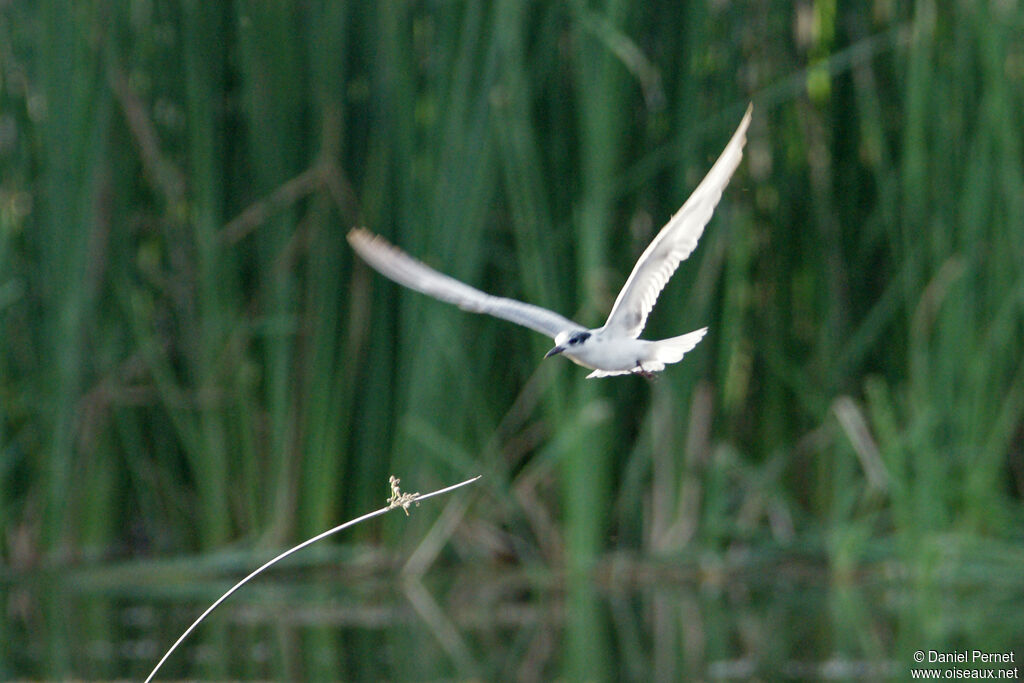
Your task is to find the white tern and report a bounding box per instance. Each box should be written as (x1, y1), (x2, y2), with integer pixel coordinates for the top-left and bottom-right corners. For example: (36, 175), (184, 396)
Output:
(348, 105), (751, 378)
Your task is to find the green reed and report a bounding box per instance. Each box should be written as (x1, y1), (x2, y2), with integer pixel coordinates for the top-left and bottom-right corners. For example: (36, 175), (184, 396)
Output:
(1, 2), (1022, 677)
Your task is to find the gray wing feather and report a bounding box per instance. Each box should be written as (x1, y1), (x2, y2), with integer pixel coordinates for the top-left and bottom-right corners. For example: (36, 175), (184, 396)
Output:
(348, 229), (584, 339)
(602, 105), (752, 338)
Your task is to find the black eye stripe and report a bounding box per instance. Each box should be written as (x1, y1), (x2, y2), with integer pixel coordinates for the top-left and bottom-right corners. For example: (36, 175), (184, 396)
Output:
(569, 332), (591, 345)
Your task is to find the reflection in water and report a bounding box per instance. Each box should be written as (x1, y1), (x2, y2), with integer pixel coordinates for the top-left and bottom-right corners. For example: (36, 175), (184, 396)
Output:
(4, 547), (1023, 680)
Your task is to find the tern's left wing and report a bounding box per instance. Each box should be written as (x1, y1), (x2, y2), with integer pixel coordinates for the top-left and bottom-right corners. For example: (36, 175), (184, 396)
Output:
(348, 229), (585, 339)
(602, 104), (751, 338)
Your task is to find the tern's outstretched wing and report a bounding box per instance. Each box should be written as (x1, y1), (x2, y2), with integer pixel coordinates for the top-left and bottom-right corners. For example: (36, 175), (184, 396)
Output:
(348, 229), (585, 339)
(602, 104), (752, 338)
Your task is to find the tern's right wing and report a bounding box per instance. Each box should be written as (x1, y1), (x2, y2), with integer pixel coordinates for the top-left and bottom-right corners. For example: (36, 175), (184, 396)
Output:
(601, 105), (751, 338)
(348, 229), (585, 339)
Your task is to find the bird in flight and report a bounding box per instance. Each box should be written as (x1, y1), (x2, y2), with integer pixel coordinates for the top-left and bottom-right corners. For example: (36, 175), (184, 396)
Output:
(348, 105), (751, 378)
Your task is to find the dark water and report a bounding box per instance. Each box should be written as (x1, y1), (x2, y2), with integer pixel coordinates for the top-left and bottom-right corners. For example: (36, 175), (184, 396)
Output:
(4, 547), (1022, 681)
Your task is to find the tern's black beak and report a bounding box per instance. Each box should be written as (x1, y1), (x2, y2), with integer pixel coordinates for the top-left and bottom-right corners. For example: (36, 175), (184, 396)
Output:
(544, 345), (565, 358)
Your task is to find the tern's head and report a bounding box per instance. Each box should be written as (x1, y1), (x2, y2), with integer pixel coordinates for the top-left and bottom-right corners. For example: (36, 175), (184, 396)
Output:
(545, 330), (592, 358)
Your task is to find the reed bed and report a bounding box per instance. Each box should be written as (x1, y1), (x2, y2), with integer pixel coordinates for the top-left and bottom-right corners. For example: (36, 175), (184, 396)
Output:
(1, 0), (1022, 678)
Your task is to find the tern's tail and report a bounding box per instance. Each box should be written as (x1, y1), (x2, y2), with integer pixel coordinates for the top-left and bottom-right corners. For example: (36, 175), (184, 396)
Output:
(585, 327), (708, 378)
(652, 327), (708, 365)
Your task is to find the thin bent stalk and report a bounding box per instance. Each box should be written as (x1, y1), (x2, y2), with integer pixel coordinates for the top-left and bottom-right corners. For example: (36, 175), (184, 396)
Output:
(144, 475), (482, 683)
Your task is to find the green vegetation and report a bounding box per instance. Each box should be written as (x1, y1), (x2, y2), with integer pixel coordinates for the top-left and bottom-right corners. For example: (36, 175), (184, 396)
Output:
(1, 0), (1021, 679)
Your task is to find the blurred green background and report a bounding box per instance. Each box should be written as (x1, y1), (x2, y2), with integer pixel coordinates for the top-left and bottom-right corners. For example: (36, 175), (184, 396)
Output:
(2, 0), (1023, 680)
